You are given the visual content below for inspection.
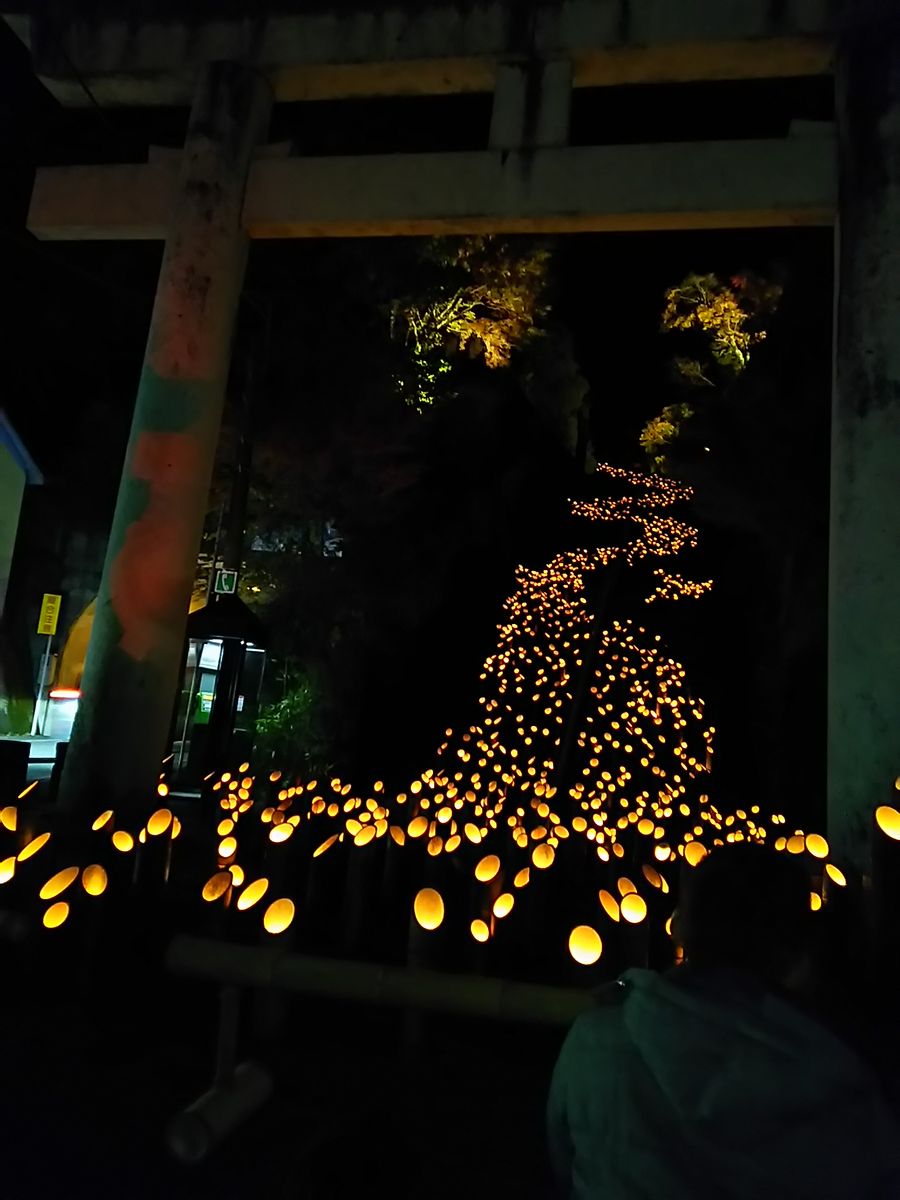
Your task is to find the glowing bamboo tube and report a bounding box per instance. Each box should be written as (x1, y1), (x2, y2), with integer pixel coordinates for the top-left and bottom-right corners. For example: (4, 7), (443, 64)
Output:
(202, 872), (233, 902)
(82, 864), (108, 896)
(237, 878), (269, 911)
(17, 832), (50, 862)
(620, 893), (647, 924)
(43, 901), (69, 929)
(805, 833), (829, 859)
(313, 834), (339, 857)
(825, 863), (847, 888)
(263, 898), (295, 935)
(684, 841), (707, 867)
(413, 888), (444, 931)
(148, 808), (173, 836)
(876, 807), (900, 841)
(39, 866), (79, 901)
(568, 925), (602, 966)
(475, 855), (500, 883)
(598, 890), (620, 922)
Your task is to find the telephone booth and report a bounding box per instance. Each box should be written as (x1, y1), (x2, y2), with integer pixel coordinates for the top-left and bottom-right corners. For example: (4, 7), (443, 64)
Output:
(171, 595), (266, 787)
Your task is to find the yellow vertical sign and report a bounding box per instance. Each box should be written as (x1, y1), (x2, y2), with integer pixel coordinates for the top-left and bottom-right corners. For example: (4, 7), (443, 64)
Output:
(37, 593), (62, 637)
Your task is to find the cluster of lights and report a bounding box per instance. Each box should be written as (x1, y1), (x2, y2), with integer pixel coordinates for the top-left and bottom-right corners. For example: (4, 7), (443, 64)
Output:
(645, 569), (713, 604)
(2, 464), (867, 970)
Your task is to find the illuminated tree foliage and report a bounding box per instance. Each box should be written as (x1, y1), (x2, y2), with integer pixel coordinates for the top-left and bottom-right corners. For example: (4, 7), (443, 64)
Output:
(662, 271), (782, 379)
(391, 236), (552, 408)
(395, 236), (551, 368)
(640, 271), (781, 470)
(639, 402), (693, 470)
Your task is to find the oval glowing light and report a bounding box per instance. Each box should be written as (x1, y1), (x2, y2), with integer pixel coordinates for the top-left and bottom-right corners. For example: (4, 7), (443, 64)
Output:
(684, 841), (707, 867)
(0, 806), (16, 832)
(43, 901), (69, 929)
(514, 867), (530, 888)
(202, 871), (232, 902)
(493, 892), (514, 919)
(147, 808), (173, 837)
(263, 897), (295, 935)
(475, 854), (500, 883)
(269, 824), (293, 844)
(407, 816), (429, 839)
(598, 889), (621, 924)
(39, 866), (79, 901)
(81, 864), (108, 897)
(0, 856), (16, 885)
(237, 877), (269, 911)
(805, 833), (829, 860)
(470, 918), (490, 943)
(414, 888), (444, 931)
(621, 893), (648, 925)
(642, 865), (664, 890)
(218, 836), (238, 860)
(810, 892), (823, 912)
(112, 830), (134, 853)
(229, 864), (245, 887)
(569, 925), (603, 966)
(92, 810), (114, 832)
(616, 876), (636, 898)
(532, 843), (555, 870)
(18, 832), (51, 862)
(313, 834), (339, 858)
(825, 863), (847, 888)
(355, 825), (376, 848)
(389, 826), (406, 846)
(217, 818), (235, 837)
(876, 806), (900, 841)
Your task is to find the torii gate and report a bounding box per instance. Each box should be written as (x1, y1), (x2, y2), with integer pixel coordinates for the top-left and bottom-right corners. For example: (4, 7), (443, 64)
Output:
(6, 1), (899, 860)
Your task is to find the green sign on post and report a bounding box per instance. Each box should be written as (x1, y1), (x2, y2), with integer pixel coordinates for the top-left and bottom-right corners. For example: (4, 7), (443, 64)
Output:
(214, 569), (237, 595)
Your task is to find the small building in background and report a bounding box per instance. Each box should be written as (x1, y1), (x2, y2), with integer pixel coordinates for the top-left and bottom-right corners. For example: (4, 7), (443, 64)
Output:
(0, 411), (42, 736)
(0, 410), (42, 620)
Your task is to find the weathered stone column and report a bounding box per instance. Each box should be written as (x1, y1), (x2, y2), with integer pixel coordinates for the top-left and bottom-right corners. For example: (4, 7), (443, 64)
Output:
(829, 11), (900, 860)
(59, 63), (270, 815)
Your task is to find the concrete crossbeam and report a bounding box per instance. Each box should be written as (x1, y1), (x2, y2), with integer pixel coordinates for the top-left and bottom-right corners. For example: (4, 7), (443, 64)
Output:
(3, 2), (834, 106)
(28, 136), (835, 242)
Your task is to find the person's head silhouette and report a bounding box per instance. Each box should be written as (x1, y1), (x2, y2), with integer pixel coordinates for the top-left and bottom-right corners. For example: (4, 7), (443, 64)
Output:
(677, 843), (814, 989)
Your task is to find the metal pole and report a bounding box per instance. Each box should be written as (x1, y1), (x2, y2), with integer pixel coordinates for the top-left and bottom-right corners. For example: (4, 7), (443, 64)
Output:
(30, 635), (52, 736)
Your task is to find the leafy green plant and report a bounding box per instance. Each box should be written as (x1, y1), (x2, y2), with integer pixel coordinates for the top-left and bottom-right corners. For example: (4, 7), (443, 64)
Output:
(255, 670), (332, 776)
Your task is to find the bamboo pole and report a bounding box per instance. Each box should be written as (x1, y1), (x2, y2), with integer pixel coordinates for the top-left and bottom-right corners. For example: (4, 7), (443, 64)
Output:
(167, 935), (594, 1026)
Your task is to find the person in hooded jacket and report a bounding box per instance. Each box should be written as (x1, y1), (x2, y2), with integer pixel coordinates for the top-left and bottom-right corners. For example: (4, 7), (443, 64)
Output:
(547, 842), (900, 1199)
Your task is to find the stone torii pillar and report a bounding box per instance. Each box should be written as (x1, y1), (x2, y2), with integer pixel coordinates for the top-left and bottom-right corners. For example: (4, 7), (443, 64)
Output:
(59, 63), (270, 816)
(829, 10), (900, 860)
